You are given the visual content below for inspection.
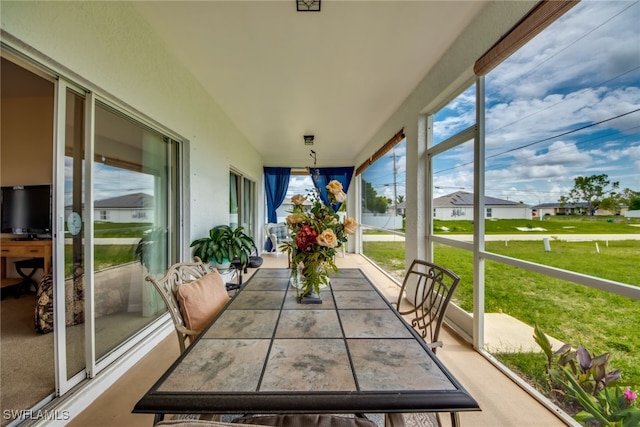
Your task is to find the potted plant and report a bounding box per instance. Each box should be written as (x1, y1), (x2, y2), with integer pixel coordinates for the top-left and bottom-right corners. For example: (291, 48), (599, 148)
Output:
(190, 225), (255, 268)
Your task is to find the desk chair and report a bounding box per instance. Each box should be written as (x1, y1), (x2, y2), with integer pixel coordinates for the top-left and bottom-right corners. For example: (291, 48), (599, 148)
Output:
(392, 259), (461, 427)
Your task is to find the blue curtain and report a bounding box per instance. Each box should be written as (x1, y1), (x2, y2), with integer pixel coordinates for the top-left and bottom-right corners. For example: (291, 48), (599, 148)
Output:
(264, 167), (291, 251)
(311, 167), (355, 212)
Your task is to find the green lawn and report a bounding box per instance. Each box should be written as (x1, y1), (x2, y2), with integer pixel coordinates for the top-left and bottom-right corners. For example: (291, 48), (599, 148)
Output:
(433, 216), (640, 234)
(363, 239), (640, 387)
(64, 244), (137, 277)
(93, 222), (153, 237)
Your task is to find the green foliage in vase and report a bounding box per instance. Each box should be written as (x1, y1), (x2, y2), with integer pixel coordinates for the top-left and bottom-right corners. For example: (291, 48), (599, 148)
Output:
(282, 180), (358, 296)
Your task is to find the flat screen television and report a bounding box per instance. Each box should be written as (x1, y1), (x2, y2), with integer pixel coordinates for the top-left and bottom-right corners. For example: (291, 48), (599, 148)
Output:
(1, 185), (52, 239)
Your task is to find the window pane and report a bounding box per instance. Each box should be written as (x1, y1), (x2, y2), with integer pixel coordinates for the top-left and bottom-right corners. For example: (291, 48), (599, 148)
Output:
(93, 103), (171, 360)
(483, 259), (640, 394)
(484, 0), (640, 281)
(485, 1), (639, 212)
(480, 1), (640, 416)
(360, 139), (406, 282)
(243, 177), (254, 235)
(432, 84), (476, 145)
(64, 89), (86, 379)
(432, 139), (475, 240)
(229, 172), (239, 228)
(361, 139), (406, 229)
(432, 243), (473, 311)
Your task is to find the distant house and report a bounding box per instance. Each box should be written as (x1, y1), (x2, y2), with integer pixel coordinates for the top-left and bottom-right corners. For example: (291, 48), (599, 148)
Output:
(533, 202), (628, 217)
(433, 191), (531, 220)
(93, 193), (155, 223)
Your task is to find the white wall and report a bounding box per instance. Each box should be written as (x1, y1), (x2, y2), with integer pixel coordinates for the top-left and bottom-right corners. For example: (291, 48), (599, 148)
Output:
(1, 1), (265, 247)
(489, 207), (531, 220)
(93, 209), (155, 224)
(361, 214), (403, 230)
(433, 207), (473, 221)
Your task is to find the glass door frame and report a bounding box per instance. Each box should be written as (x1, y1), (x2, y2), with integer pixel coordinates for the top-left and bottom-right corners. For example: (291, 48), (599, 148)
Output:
(53, 78), (92, 395)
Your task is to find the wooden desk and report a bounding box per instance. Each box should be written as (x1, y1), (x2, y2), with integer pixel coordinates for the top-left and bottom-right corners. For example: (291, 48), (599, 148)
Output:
(1, 238), (52, 288)
(133, 268), (479, 421)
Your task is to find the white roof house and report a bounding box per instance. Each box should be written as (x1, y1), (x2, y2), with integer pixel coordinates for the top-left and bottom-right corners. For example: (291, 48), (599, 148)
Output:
(93, 193), (155, 223)
(434, 191), (531, 220)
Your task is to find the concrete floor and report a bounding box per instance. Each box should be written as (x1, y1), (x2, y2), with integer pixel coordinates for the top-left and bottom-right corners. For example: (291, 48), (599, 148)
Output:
(68, 253), (567, 427)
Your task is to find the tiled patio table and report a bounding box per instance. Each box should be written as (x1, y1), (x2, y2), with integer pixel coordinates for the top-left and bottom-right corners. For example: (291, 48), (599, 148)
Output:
(133, 268), (479, 424)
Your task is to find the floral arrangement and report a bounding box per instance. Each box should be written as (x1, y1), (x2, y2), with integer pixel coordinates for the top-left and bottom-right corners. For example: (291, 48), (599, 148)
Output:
(282, 180), (358, 298)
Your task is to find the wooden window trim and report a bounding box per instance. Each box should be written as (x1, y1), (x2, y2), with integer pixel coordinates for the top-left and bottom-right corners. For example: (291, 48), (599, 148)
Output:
(356, 128), (405, 176)
(474, 0), (580, 76)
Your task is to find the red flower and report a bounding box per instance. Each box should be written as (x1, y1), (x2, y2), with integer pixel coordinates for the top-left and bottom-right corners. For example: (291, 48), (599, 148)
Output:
(295, 224), (318, 252)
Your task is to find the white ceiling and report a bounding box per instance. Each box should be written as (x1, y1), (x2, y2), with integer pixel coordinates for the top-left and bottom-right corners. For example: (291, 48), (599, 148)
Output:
(132, 1), (490, 167)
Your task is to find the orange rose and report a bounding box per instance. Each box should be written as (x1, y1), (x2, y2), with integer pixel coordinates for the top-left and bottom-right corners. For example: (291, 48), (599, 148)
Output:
(291, 194), (306, 206)
(326, 180), (343, 195)
(316, 229), (338, 247)
(326, 180), (347, 203)
(287, 214), (305, 225)
(343, 217), (358, 235)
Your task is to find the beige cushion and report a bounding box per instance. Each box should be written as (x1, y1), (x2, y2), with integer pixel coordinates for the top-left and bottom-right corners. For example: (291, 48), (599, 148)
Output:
(177, 270), (230, 333)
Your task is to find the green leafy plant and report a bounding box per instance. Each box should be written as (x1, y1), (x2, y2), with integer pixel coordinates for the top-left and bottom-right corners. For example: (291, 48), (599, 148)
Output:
(561, 370), (639, 427)
(135, 227), (167, 274)
(534, 325), (639, 426)
(190, 225), (254, 266)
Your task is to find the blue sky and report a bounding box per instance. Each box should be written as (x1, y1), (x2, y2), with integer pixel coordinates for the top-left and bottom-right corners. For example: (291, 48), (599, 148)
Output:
(357, 1), (640, 207)
(432, 0), (639, 206)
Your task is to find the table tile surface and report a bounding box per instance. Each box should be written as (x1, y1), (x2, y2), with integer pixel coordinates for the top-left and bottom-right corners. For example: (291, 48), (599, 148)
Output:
(135, 268), (478, 416)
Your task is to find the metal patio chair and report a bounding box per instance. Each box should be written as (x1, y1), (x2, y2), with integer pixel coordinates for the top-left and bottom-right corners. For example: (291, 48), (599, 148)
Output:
(392, 259), (462, 427)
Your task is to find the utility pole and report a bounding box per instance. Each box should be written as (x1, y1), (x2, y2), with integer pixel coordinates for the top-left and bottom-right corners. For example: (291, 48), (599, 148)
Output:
(392, 149), (398, 215)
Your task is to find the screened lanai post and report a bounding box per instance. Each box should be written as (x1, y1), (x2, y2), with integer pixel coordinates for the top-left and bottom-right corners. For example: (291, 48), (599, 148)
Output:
(264, 167), (291, 252)
(311, 166), (355, 211)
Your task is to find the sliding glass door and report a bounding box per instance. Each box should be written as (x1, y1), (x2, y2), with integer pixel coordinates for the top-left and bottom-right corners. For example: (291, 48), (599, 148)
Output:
(54, 80), (182, 395)
(92, 102), (171, 362)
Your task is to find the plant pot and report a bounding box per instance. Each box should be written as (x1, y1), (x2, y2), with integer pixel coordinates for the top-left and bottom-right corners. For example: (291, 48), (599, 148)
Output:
(211, 258), (231, 270)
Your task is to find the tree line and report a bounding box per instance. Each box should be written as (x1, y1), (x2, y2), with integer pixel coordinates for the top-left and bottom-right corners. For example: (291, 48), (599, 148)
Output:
(559, 174), (640, 215)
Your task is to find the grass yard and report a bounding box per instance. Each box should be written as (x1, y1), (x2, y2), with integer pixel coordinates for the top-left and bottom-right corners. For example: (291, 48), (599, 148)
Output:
(432, 216), (640, 234)
(93, 222), (153, 237)
(64, 244), (137, 277)
(362, 239), (640, 387)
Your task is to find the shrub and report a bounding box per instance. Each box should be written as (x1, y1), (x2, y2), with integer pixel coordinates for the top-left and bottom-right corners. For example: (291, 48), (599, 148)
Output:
(534, 324), (639, 426)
